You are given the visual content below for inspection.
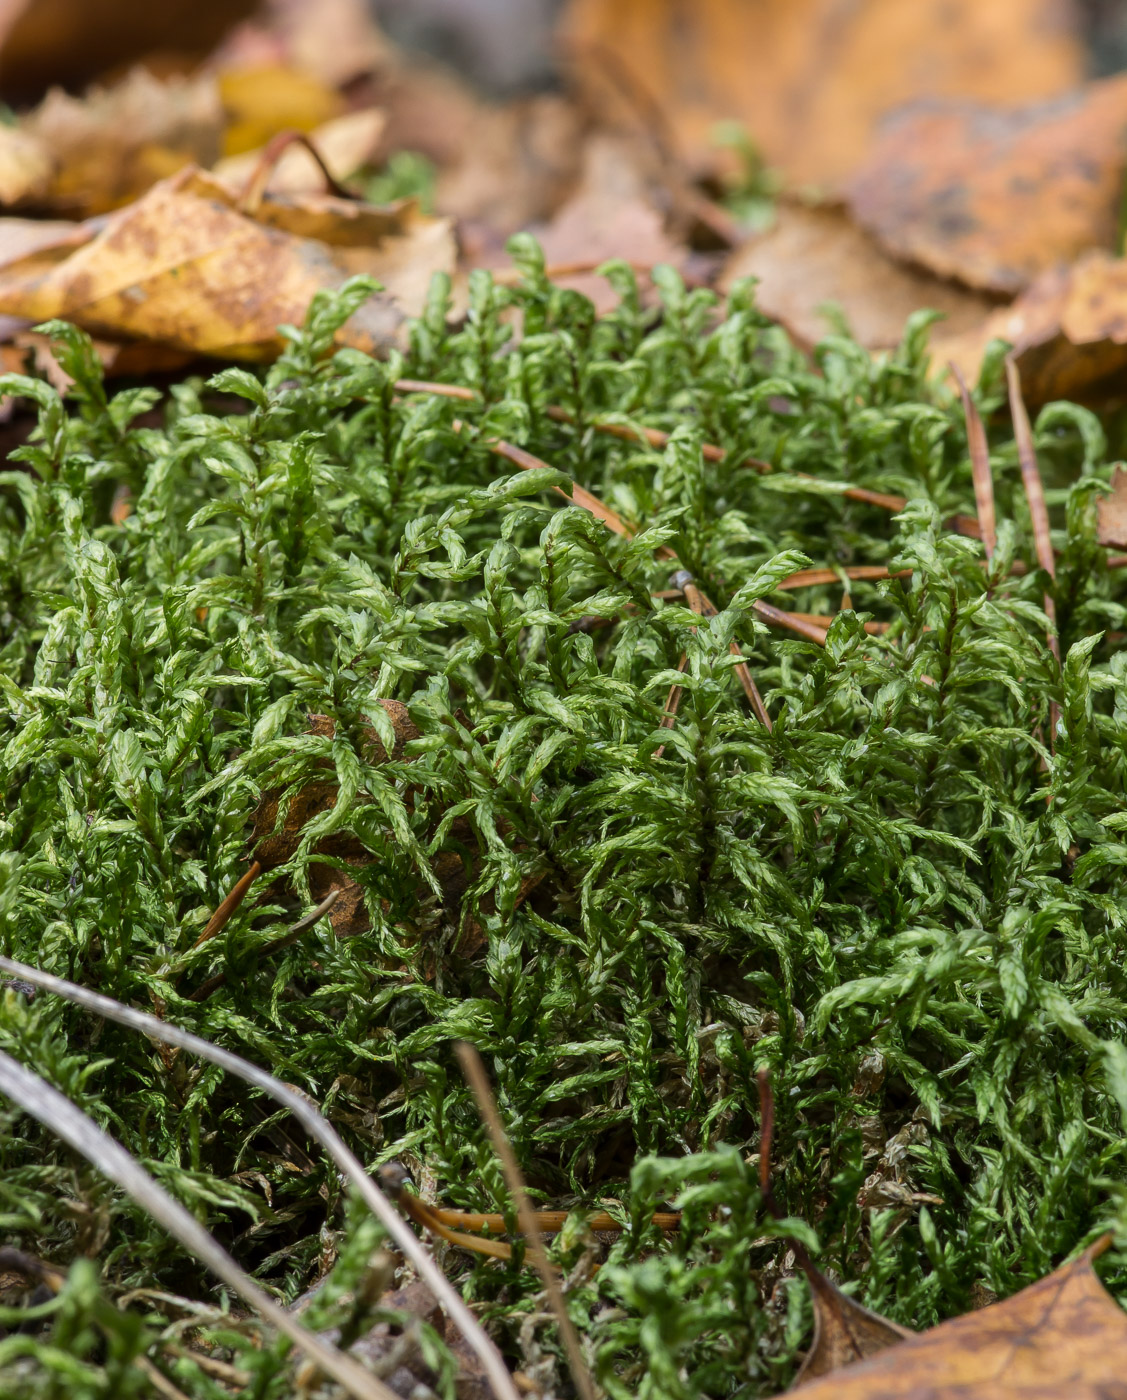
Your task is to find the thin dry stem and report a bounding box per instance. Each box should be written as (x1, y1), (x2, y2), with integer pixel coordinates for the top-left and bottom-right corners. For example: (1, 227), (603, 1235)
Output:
(951, 364), (996, 561)
(1007, 355), (1061, 752)
(456, 1042), (599, 1400)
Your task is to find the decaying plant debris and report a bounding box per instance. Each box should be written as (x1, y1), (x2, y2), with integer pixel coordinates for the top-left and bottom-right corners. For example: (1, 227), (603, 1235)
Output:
(4, 250), (1127, 1397)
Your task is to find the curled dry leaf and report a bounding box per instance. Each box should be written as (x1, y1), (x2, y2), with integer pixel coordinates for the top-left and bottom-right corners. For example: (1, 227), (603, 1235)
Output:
(795, 1268), (913, 1386)
(793, 1235), (1126, 1398)
(720, 201), (994, 351)
(560, 0), (1084, 188)
(0, 165), (454, 359)
(936, 250), (1127, 405)
(848, 74), (1127, 295)
(213, 109), (386, 199)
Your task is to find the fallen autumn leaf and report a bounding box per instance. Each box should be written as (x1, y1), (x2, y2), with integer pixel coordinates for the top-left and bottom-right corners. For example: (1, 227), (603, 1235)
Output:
(0, 164), (453, 359)
(793, 1235), (1127, 1398)
(848, 74), (1127, 294)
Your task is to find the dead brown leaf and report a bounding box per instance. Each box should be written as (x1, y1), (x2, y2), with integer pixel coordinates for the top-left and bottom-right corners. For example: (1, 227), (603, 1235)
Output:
(795, 1268), (913, 1386)
(720, 201), (995, 351)
(0, 165), (453, 359)
(371, 51), (583, 236)
(524, 135), (686, 313)
(251, 701), (420, 873)
(848, 75), (1127, 295)
(560, 0), (1085, 189)
(793, 1235), (1127, 1398)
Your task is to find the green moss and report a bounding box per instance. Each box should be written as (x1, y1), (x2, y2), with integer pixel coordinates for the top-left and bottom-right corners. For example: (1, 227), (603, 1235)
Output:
(2, 243), (1127, 1396)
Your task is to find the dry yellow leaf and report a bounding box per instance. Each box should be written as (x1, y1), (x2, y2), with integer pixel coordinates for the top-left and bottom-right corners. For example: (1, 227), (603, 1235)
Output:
(0, 125), (52, 206)
(20, 67), (223, 215)
(217, 64), (344, 157)
(0, 166), (453, 360)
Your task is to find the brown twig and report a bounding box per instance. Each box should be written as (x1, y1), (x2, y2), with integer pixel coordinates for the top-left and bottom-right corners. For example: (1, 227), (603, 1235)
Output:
(189, 889), (341, 1002)
(789, 611), (890, 635)
(752, 601), (828, 646)
(428, 1206), (679, 1236)
(951, 364), (996, 562)
(377, 1165), (678, 1258)
(654, 652), (690, 761)
(237, 129), (356, 215)
(455, 1043), (598, 1400)
(776, 566), (910, 591)
(193, 861), (262, 949)
(653, 576), (714, 758)
(452, 420), (779, 721)
(1006, 356), (1061, 751)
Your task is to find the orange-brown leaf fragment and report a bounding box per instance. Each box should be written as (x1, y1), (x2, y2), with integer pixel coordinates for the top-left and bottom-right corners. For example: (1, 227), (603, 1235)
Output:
(937, 250), (1127, 405)
(1098, 467), (1127, 549)
(720, 201), (994, 351)
(523, 135), (686, 315)
(793, 1235), (1127, 1397)
(848, 75), (1127, 295)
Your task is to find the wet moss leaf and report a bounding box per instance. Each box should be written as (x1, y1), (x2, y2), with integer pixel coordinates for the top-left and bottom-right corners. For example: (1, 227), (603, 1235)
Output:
(794, 1237), (1126, 1397)
(848, 75), (1127, 295)
(0, 165), (453, 359)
